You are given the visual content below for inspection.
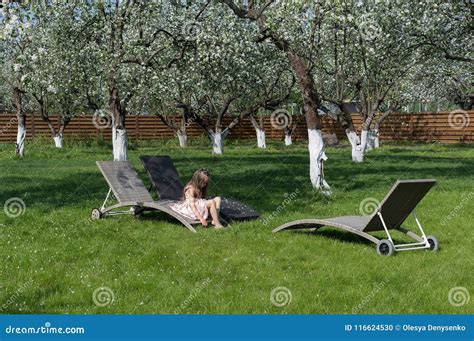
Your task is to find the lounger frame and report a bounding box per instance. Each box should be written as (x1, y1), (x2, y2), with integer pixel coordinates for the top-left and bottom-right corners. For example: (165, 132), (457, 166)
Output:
(378, 211), (430, 251)
(272, 212), (429, 250)
(273, 179), (438, 255)
(94, 188), (199, 233)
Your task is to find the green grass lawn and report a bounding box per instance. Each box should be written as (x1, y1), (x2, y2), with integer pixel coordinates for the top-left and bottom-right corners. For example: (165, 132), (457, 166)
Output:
(0, 138), (473, 314)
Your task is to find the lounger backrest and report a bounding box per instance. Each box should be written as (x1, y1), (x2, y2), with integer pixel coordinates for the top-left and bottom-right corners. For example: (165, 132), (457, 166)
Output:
(364, 179), (436, 232)
(140, 156), (184, 200)
(96, 161), (154, 203)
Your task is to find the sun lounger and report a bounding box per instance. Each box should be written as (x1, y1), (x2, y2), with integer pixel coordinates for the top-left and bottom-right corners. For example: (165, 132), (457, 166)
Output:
(139, 155), (260, 221)
(91, 161), (200, 232)
(273, 179), (439, 256)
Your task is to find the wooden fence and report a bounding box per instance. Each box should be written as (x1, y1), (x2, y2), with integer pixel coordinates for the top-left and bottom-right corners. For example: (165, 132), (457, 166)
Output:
(0, 111), (472, 144)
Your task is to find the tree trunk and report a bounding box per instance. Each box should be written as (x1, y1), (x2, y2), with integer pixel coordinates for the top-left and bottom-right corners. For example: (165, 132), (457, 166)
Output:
(112, 127), (128, 161)
(284, 125), (294, 146)
(157, 113), (187, 148)
(177, 129), (187, 148)
(178, 118), (188, 148)
(372, 110), (392, 149)
(250, 114), (266, 149)
(366, 130), (378, 151)
(109, 87), (128, 161)
(287, 51), (328, 190)
(308, 129), (330, 193)
(53, 134), (64, 148)
(14, 88), (26, 157)
(373, 130), (380, 148)
(42, 115), (64, 149)
(334, 104), (364, 162)
(360, 129), (369, 153)
(217, 3), (328, 191)
(346, 129), (363, 163)
(357, 112), (376, 159)
(34, 93), (68, 149)
(211, 131), (225, 155)
(184, 105), (231, 155)
(256, 128), (266, 149)
(16, 123), (26, 157)
(54, 115), (70, 149)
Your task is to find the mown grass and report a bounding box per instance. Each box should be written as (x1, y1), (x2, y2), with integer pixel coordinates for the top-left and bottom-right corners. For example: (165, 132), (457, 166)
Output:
(0, 137), (472, 314)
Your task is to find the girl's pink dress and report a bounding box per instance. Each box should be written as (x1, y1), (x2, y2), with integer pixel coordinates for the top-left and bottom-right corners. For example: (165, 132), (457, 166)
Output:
(170, 186), (209, 220)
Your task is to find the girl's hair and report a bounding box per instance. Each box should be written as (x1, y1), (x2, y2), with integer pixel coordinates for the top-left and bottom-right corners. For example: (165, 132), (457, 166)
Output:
(184, 168), (209, 199)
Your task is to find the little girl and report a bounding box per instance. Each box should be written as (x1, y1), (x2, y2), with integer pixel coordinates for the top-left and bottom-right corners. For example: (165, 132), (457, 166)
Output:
(170, 168), (223, 229)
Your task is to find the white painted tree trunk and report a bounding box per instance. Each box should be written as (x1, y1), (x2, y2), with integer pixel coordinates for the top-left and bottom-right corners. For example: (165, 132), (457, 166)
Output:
(308, 129), (330, 193)
(53, 134), (64, 148)
(359, 130), (369, 159)
(211, 132), (224, 155)
(177, 129), (187, 148)
(16, 124), (26, 157)
(364, 130), (374, 151)
(256, 128), (266, 149)
(284, 133), (292, 146)
(366, 129), (379, 150)
(374, 129), (380, 148)
(346, 130), (363, 163)
(113, 127), (128, 161)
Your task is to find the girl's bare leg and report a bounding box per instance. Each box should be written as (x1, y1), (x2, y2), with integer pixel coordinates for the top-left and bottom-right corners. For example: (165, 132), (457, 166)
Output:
(214, 196), (222, 215)
(206, 199), (223, 229)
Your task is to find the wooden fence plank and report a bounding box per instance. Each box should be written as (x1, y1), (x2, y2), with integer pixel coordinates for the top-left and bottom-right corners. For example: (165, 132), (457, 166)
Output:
(0, 112), (472, 144)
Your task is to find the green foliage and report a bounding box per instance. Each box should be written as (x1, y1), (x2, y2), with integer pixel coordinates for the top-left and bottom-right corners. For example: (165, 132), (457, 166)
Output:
(0, 1), (470, 118)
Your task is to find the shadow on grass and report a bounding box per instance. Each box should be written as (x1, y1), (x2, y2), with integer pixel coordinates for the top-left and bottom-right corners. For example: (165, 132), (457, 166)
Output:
(294, 229), (373, 245)
(292, 228), (413, 248)
(1, 149), (473, 215)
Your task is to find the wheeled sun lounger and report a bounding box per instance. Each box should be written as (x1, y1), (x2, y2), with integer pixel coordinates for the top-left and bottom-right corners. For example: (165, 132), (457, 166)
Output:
(273, 179), (439, 256)
(91, 161), (201, 233)
(139, 155), (260, 221)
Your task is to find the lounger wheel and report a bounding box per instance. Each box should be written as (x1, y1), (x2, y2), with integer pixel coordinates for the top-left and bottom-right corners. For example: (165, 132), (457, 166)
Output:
(376, 239), (395, 256)
(91, 208), (103, 220)
(426, 235), (439, 251)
